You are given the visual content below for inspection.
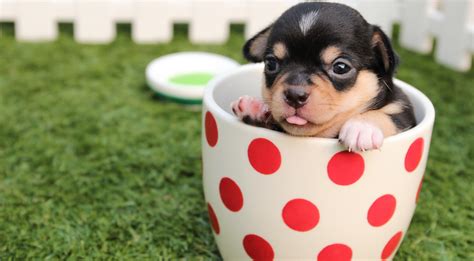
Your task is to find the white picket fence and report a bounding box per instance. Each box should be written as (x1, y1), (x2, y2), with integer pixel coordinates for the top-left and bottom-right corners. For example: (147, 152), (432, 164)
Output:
(0, 0), (473, 71)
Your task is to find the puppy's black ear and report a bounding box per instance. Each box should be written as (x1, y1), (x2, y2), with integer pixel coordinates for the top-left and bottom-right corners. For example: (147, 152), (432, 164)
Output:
(243, 25), (272, 62)
(371, 26), (399, 76)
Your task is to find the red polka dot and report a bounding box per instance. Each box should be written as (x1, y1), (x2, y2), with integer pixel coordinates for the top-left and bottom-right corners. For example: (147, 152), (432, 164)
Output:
(416, 179), (423, 203)
(317, 243), (352, 261)
(243, 234), (274, 260)
(367, 194), (397, 227)
(205, 111), (218, 147)
(327, 151), (365, 186)
(381, 231), (403, 260)
(405, 138), (424, 172)
(282, 199), (320, 232)
(207, 203), (220, 234)
(219, 177), (243, 212)
(248, 138), (281, 175)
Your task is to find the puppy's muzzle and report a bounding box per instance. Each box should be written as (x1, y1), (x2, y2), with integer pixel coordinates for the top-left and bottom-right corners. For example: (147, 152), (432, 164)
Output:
(282, 69), (313, 108)
(284, 86), (309, 109)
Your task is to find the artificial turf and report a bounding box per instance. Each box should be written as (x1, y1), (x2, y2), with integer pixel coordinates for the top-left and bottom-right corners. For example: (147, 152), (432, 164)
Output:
(0, 23), (473, 260)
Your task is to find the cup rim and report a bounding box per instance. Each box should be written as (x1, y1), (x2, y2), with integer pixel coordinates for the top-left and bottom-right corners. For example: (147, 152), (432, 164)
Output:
(204, 63), (435, 145)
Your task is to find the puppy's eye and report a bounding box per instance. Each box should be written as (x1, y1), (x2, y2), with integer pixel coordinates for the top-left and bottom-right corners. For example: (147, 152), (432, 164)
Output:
(264, 56), (280, 74)
(332, 61), (351, 74)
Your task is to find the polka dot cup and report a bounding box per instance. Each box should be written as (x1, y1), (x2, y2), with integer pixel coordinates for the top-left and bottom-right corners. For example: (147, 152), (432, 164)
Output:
(202, 64), (435, 260)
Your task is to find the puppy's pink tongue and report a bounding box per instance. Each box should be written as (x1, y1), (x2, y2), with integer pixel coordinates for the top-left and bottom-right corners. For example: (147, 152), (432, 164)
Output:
(286, 115), (308, 125)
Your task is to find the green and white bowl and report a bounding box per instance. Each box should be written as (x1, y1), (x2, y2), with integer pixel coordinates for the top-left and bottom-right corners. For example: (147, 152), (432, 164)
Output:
(146, 52), (239, 104)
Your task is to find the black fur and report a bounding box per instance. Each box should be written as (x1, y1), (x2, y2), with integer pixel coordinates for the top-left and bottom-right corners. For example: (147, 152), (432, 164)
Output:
(242, 115), (283, 132)
(245, 2), (373, 90)
(243, 2), (416, 132)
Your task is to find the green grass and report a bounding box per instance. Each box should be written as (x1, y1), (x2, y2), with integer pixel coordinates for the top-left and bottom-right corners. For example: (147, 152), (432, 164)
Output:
(0, 23), (473, 260)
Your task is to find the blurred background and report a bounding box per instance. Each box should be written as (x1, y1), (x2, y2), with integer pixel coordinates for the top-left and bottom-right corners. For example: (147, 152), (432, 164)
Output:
(0, 0), (473, 259)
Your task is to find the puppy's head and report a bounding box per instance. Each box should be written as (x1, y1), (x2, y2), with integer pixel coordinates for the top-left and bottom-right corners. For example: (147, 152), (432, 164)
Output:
(243, 2), (398, 136)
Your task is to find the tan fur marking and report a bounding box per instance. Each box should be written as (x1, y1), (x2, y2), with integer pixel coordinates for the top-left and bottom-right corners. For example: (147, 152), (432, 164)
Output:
(305, 70), (379, 123)
(262, 80), (271, 103)
(262, 72), (287, 105)
(371, 33), (382, 47)
(371, 32), (390, 70)
(353, 111), (398, 136)
(265, 69), (382, 138)
(261, 65), (401, 138)
(321, 46), (342, 64)
(273, 42), (287, 59)
(380, 102), (404, 115)
(250, 29), (271, 59)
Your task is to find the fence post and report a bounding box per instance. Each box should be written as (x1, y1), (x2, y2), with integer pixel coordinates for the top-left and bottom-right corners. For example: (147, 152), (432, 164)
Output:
(358, 0), (398, 37)
(190, 0), (233, 44)
(0, 0), (17, 21)
(133, 0), (174, 43)
(16, 0), (57, 41)
(75, 0), (115, 43)
(470, 25), (474, 53)
(399, 0), (433, 53)
(434, 0), (473, 71)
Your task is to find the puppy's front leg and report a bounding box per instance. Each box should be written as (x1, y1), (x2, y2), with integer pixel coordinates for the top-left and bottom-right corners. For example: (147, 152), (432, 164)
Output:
(339, 111), (398, 151)
(231, 96), (272, 128)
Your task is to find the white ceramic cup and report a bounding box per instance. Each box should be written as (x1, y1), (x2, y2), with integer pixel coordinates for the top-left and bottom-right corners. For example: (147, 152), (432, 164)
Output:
(202, 64), (435, 260)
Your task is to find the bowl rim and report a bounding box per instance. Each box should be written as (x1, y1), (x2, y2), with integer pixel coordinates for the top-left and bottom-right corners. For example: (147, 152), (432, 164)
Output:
(204, 63), (435, 144)
(146, 51), (240, 100)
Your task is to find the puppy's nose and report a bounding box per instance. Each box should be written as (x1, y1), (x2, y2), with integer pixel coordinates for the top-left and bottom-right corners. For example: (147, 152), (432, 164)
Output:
(284, 87), (309, 109)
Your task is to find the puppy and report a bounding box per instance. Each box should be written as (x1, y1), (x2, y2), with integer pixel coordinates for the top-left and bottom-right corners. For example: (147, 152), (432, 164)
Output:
(231, 2), (416, 151)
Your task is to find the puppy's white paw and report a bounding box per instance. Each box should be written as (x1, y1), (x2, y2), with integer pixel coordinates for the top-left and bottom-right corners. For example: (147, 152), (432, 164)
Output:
(339, 119), (384, 151)
(231, 96), (269, 122)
